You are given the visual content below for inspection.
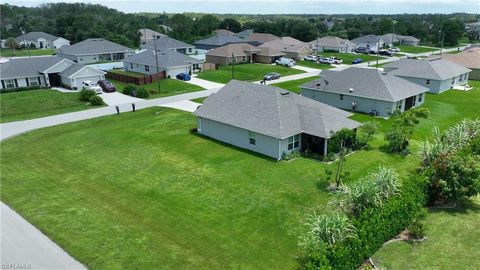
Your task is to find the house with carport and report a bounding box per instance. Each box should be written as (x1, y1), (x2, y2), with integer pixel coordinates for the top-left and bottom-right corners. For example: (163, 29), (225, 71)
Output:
(194, 80), (361, 160)
(300, 67), (429, 118)
(56, 38), (135, 64)
(0, 56), (105, 90)
(383, 58), (471, 94)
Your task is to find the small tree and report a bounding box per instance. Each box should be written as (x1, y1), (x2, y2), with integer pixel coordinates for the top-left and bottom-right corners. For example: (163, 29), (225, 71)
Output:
(358, 121), (378, 147)
(5, 37), (19, 56)
(384, 108), (429, 155)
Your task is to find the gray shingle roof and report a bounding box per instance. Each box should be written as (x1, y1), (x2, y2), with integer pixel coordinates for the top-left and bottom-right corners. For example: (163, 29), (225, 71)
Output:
(0, 56), (65, 79)
(351, 35), (384, 45)
(194, 80), (360, 139)
(194, 35), (247, 47)
(57, 38), (134, 55)
(140, 37), (194, 51)
(15, 31), (61, 43)
(124, 49), (201, 68)
(59, 63), (85, 77)
(301, 67), (429, 102)
(384, 58), (472, 80)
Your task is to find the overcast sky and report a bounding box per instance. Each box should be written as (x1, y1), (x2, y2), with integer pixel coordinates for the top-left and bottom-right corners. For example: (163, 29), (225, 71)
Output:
(4, 0), (479, 14)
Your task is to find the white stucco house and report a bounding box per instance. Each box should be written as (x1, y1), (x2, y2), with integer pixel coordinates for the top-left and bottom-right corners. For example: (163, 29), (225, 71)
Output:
(15, 31), (70, 49)
(56, 38), (135, 64)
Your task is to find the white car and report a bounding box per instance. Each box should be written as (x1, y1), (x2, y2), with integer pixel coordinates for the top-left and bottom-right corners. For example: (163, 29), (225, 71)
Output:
(304, 55), (318, 62)
(275, 57), (296, 67)
(328, 57), (343, 64)
(389, 47), (401, 52)
(82, 80), (102, 94)
(318, 57), (334, 64)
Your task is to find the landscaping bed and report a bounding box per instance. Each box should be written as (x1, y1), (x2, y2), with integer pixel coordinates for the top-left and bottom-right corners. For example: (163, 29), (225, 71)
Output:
(110, 78), (205, 99)
(197, 63), (304, 84)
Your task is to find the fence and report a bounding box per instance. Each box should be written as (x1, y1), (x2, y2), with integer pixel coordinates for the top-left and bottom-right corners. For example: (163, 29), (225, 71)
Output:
(202, 63), (217, 71)
(105, 70), (166, 86)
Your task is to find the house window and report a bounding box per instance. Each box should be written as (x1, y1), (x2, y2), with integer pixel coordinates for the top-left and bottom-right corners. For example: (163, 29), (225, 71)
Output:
(451, 77), (455, 85)
(241, 56), (246, 62)
(188, 48), (193, 53)
(28, 77), (39, 86)
(130, 63), (133, 69)
(459, 74), (463, 81)
(426, 79), (430, 85)
(340, 94), (344, 100)
(193, 64), (200, 71)
(288, 135), (300, 150)
(418, 93), (423, 103)
(145, 65), (150, 72)
(396, 101), (402, 110)
(249, 131), (256, 145)
(4, 79), (15, 88)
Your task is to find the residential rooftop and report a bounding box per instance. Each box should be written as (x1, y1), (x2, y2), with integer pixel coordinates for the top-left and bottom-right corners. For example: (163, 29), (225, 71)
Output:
(124, 49), (201, 69)
(384, 58), (472, 80)
(56, 38), (134, 55)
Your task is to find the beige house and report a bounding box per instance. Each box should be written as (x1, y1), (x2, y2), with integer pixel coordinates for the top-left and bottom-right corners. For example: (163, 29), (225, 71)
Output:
(309, 36), (356, 53)
(259, 37), (313, 60)
(434, 48), (480, 80)
(138, 28), (167, 45)
(246, 33), (279, 45)
(206, 43), (285, 65)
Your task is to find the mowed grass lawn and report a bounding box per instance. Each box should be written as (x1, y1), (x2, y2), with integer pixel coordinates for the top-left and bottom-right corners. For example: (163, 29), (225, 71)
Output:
(110, 78), (205, 99)
(0, 48), (55, 57)
(296, 61), (336, 69)
(1, 83), (479, 268)
(317, 52), (386, 64)
(0, 90), (98, 123)
(372, 196), (480, 269)
(197, 63), (304, 84)
(397, 45), (438, 54)
(272, 76), (320, 93)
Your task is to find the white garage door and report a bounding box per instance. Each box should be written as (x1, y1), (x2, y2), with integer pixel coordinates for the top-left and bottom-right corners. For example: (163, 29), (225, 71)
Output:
(167, 66), (189, 78)
(74, 75), (103, 89)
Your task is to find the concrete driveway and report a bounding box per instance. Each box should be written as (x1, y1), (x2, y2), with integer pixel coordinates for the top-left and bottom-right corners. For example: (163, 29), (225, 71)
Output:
(100, 92), (143, 106)
(188, 76), (225, 89)
(159, 100), (202, 112)
(1, 203), (86, 270)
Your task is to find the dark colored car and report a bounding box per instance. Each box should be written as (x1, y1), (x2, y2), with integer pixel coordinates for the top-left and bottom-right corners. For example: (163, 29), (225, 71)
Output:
(378, 49), (393, 56)
(355, 47), (369, 54)
(97, 80), (117, 93)
(176, 73), (191, 81)
(352, 58), (363, 64)
(263, 72), (281, 81)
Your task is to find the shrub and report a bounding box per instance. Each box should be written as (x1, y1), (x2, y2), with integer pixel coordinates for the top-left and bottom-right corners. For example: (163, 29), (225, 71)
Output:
(89, 95), (104, 106)
(79, 89), (96, 101)
(411, 107), (430, 119)
(358, 121), (378, 147)
(0, 86), (44, 94)
(135, 87), (149, 98)
(123, 84), (137, 96)
(328, 128), (359, 154)
(407, 208), (427, 239)
(189, 128), (198, 134)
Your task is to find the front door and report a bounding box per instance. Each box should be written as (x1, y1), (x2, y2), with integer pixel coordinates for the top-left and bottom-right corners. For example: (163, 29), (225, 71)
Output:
(404, 96), (416, 111)
(48, 73), (61, 87)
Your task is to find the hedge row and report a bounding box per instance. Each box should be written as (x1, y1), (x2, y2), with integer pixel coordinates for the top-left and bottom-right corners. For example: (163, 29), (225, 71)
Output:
(0, 86), (44, 94)
(305, 174), (427, 269)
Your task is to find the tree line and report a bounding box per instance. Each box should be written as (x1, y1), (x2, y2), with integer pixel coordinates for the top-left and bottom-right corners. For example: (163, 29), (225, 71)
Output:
(1, 3), (477, 49)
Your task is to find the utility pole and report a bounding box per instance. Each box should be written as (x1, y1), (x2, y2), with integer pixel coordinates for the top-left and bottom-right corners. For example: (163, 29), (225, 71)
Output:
(440, 32), (445, 55)
(316, 31), (319, 56)
(376, 36), (380, 68)
(231, 52), (235, 80)
(20, 28), (31, 58)
(153, 35), (161, 93)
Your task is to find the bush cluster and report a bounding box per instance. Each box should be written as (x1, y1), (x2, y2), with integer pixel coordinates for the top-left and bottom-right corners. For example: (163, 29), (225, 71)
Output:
(79, 88), (104, 106)
(0, 86), (44, 94)
(122, 84), (149, 98)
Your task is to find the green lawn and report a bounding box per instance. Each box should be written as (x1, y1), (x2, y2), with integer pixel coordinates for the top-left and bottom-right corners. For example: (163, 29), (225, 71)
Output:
(108, 69), (145, 78)
(372, 196), (480, 270)
(0, 48), (55, 57)
(191, 97), (206, 103)
(317, 52), (386, 65)
(397, 45), (438, 54)
(110, 78), (205, 99)
(272, 76), (319, 93)
(0, 90), (98, 123)
(1, 83), (479, 268)
(197, 63), (304, 84)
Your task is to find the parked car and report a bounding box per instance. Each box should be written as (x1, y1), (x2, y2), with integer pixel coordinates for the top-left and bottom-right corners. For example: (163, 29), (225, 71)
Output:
(328, 57), (343, 64)
(82, 80), (102, 94)
(176, 73), (191, 81)
(263, 72), (281, 81)
(275, 57), (296, 67)
(378, 49), (393, 56)
(304, 55), (318, 62)
(352, 58), (363, 64)
(389, 47), (401, 52)
(355, 47), (369, 54)
(368, 49), (377, 54)
(318, 57), (334, 64)
(97, 80), (117, 93)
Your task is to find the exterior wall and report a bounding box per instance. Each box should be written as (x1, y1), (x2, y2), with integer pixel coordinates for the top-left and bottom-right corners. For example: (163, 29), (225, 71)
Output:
(253, 54), (282, 64)
(301, 89), (397, 117)
(316, 45), (355, 53)
(53, 38), (70, 49)
(124, 62), (192, 77)
(0, 76), (47, 89)
(69, 67), (105, 89)
(401, 40), (419, 46)
(56, 52), (78, 62)
(206, 55), (250, 66)
(57, 52), (133, 64)
(469, 69), (480, 80)
(279, 135), (302, 158)
(198, 117), (281, 159)
(394, 76), (467, 94)
(166, 66), (191, 78)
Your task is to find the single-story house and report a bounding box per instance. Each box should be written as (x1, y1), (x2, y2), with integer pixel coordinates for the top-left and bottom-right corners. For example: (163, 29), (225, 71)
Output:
(259, 37), (313, 60)
(383, 58), (472, 94)
(194, 80), (361, 160)
(15, 31), (70, 49)
(351, 35), (385, 52)
(138, 28), (167, 44)
(205, 43), (285, 65)
(140, 37), (196, 55)
(380, 33), (421, 47)
(432, 48), (480, 80)
(193, 35), (249, 50)
(309, 36), (356, 53)
(0, 56), (105, 90)
(237, 29), (254, 39)
(123, 49), (203, 78)
(214, 29), (238, 36)
(56, 38), (135, 64)
(206, 43), (260, 65)
(245, 33), (279, 46)
(400, 36), (421, 46)
(300, 67), (429, 117)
